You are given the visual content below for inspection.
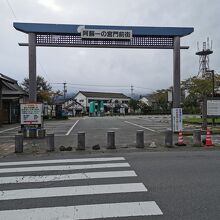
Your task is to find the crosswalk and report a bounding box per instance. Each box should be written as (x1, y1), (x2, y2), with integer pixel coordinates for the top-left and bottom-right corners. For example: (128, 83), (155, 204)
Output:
(0, 156), (163, 219)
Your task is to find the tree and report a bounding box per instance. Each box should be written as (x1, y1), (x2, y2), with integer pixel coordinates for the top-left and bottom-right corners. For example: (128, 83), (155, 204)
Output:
(183, 73), (220, 99)
(182, 94), (200, 114)
(128, 99), (140, 112)
(21, 76), (52, 103)
(149, 89), (169, 113)
(139, 101), (152, 114)
(181, 73), (220, 114)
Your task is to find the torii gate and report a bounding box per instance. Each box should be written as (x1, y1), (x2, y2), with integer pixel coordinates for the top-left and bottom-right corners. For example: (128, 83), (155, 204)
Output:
(13, 22), (193, 111)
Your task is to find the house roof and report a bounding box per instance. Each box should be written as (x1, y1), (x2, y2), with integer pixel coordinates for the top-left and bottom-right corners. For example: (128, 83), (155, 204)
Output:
(0, 73), (16, 84)
(0, 73), (27, 97)
(13, 22), (194, 37)
(53, 93), (75, 104)
(78, 91), (130, 99)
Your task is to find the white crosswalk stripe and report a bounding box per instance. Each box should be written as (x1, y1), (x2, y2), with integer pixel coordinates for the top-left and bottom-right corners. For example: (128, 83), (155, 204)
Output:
(0, 201), (163, 219)
(0, 156), (163, 219)
(0, 162), (130, 173)
(0, 157), (125, 166)
(0, 170), (137, 184)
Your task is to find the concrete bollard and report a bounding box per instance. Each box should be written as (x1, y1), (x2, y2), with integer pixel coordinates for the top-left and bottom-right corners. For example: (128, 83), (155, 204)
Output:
(107, 131), (116, 149)
(193, 129), (201, 147)
(77, 132), (85, 150)
(46, 133), (55, 151)
(37, 128), (46, 138)
(15, 134), (24, 153)
(165, 129), (173, 147)
(136, 130), (144, 148)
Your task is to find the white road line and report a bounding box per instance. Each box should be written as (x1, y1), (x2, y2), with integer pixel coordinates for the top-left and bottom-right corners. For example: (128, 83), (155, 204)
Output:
(0, 183), (147, 201)
(0, 126), (20, 134)
(0, 162), (130, 173)
(0, 170), (137, 184)
(0, 136), (14, 138)
(0, 201), (163, 219)
(124, 121), (159, 133)
(0, 157), (125, 167)
(65, 120), (79, 136)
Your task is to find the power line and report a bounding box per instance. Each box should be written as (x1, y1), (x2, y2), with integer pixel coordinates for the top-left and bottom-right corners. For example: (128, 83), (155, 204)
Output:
(4, 0), (157, 94)
(5, 0), (17, 19)
(51, 82), (155, 94)
(135, 86), (155, 91)
(38, 62), (52, 82)
(51, 82), (130, 88)
(5, 0), (51, 83)
(67, 83), (129, 88)
(51, 82), (155, 91)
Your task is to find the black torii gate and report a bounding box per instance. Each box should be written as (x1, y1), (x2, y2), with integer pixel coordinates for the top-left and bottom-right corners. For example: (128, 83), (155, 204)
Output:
(13, 22), (194, 109)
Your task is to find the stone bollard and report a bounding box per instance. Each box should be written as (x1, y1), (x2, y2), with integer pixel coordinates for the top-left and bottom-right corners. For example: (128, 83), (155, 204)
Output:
(46, 133), (55, 151)
(165, 129), (173, 147)
(107, 131), (116, 149)
(37, 128), (46, 138)
(77, 132), (85, 150)
(136, 130), (144, 148)
(193, 129), (201, 147)
(15, 134), (24, 153)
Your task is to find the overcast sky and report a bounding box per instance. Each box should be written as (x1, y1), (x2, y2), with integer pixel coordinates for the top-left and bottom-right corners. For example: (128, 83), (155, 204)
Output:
(0, 0), (219, 95)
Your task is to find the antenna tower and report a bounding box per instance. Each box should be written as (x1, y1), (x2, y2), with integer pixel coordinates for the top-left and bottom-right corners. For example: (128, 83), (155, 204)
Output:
(196, 37), (213, 77)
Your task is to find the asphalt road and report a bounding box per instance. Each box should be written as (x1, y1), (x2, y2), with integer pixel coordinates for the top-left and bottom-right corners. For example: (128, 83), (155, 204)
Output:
(0, 150), (219, 219)
(0, 115), (171, 149)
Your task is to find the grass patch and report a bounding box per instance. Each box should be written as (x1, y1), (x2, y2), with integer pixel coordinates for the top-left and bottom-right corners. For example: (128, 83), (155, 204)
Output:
(183, 117), (220, 124)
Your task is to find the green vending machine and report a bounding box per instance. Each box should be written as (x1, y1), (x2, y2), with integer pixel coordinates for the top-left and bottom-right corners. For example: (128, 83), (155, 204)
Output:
(89, 101), (95, 116)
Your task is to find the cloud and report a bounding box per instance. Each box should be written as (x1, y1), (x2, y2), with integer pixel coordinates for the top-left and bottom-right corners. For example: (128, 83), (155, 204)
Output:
(1, 0), (220, 95)
(37, 0), (62, 12)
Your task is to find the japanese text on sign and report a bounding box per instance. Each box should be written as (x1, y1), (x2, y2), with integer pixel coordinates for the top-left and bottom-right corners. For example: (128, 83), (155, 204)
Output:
(172, 108), (183, 132)
(20, 104), (42, 125)
(207, 100), (220, 116)
(81, 28), (133, 40)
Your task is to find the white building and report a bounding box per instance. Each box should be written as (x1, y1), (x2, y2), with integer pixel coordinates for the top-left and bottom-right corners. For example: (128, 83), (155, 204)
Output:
(74, 91), (131, 115)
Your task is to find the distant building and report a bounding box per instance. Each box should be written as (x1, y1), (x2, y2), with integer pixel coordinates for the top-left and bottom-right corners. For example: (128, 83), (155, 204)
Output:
(139, 96), (151, 106)
(74, 91), (131, 115)
(0, 73), (27, 124)
(52, 95), (84, 118)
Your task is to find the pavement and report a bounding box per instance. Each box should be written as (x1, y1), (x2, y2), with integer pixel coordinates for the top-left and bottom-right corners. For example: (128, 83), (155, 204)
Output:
(1, 115), (220, 157)
(0, 116), (220, 219)
(0, 151), (220, 219)
(0, 115), (172, 156)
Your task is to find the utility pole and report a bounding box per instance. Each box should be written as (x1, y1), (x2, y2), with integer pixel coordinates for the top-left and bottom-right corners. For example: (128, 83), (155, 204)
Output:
(131, 85), (134, 99)
(63, 82), (67, 100)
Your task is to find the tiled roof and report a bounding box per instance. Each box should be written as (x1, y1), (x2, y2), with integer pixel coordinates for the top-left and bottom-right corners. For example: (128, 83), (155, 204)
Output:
(79, 91), (130, 99)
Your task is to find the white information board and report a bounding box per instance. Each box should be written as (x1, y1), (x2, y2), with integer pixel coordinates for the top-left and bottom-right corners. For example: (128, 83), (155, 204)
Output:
(172, 108), (183, 132)
(20, 103), (42, 125)
(207, 100), (220, 116)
